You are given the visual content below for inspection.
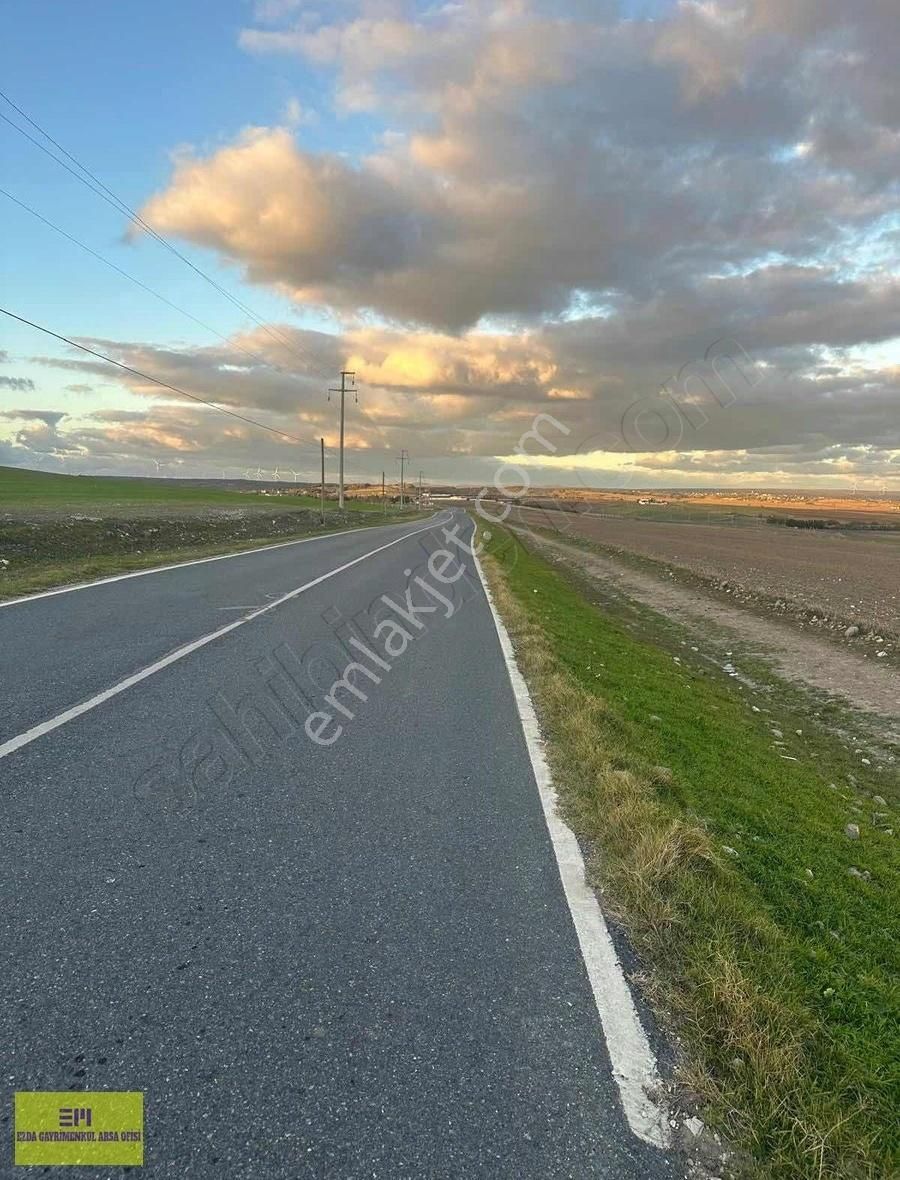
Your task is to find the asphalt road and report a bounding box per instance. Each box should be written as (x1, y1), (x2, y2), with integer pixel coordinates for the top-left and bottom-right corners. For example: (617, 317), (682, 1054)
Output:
(0, 510), (678, 1178)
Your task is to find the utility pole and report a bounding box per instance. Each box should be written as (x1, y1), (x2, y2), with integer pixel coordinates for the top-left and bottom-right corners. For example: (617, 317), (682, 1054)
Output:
(328, 370), (356, 510)
(382, 470), (386, 515)
(398, 449), (409, 509)
(417, 470), (423, 510)
(320, 438), (325, 525)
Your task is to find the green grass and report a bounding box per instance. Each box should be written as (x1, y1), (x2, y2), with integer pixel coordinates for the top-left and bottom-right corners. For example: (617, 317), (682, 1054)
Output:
(481, 525), (899, 1178)
(0, 519), (414, 600)
(0, 465), (424, 599)
(0, 464), (387, 514)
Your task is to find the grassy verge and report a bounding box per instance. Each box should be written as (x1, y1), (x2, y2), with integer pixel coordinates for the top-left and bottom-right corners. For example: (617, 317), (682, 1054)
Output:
(480, 525), (898, 1179)
(515, 514), (900, 657)
(0, 509), (425, 600)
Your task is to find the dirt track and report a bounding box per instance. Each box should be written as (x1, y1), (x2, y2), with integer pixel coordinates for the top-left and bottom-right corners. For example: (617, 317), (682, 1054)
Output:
(509, 505), (900, 642)
(516, 528), (900, 745)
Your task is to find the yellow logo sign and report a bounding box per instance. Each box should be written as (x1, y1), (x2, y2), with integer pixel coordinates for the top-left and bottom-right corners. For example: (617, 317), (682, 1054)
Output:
(14, 1092), (143, 1167)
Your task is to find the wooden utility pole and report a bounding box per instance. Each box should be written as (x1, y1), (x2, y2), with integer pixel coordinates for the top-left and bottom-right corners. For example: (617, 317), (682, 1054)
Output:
(417, 470), (423, 510)
(320, 438), (326, 524)
(328, 370), (356, 509)
(382, 470), (386, 515)
(398, 449), (409, 508)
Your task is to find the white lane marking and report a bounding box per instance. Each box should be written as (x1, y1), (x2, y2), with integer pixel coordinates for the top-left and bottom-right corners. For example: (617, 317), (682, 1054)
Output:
(0, 516), (448, 762)
(469, 521), (671, 1150)
(0, 516), (435, 610)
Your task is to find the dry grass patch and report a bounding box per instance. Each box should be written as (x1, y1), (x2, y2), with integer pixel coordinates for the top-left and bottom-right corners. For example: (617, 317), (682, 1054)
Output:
(480, 530), (897, 1179)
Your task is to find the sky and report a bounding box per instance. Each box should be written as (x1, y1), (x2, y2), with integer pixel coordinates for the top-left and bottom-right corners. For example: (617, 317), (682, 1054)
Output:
(1, 0), (899, 490)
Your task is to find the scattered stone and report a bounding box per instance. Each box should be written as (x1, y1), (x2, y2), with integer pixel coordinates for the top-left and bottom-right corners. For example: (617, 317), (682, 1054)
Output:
(847, 866), (871, 881)
(873, 795), (887, 807)
(804, 868), (814, 879)
(845, 823), (860, 840)
(845, 624), (860, 639)
(721, 845), (739, 857)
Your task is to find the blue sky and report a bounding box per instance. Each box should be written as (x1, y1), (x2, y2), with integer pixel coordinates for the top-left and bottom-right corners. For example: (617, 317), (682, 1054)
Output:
(2, 0), (675, 352)
(1, 0), (361, 350)
(1, 1), (898, 488)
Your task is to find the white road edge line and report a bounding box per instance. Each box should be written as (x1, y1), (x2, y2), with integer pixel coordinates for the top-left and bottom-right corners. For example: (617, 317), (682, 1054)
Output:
(0, 516), (435, 610)
(0, 515), (449, 762)
(470, 521), (672, 1151)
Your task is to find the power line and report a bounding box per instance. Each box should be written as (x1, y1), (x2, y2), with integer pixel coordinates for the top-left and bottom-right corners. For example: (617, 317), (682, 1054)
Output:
(0, 186), (316, 383)
(0, 306), (326, 453)
(0, 91), (398, 468)
(328, 370), (356, 510)
(398, 448), (409, 508)
(0, 92), (325, 378)
(1, 94), (396, 461)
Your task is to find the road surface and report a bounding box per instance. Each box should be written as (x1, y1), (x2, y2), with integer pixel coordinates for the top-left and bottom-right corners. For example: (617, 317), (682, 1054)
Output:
(0, 510), (678, 1178)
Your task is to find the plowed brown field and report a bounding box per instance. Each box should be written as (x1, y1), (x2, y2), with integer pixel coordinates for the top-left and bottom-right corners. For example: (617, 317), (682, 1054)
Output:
(509, 505), (900, 639)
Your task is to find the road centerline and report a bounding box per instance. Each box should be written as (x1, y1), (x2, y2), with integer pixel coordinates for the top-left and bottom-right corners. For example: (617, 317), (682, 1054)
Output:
(0, 517), (434, 610)
(0, 515), (449, 762)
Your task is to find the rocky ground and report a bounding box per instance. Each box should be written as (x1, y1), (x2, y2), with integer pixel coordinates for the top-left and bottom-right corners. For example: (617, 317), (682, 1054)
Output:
(516, 528), (900, 760)
(0, 506), (399, 599)
(510, 505), (900, 649)
(0, 508), (332, 570)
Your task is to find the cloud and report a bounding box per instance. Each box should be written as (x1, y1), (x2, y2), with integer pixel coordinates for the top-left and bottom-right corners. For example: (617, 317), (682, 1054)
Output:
(0, 376), (36, 392)
(19, 304), (900, 488)
(12, 0), (897, 487)
(0, 410), (65, 427)
(282, 96), (317, 127)
(134, 0), (900, 343)
(138, 128), (435, 318)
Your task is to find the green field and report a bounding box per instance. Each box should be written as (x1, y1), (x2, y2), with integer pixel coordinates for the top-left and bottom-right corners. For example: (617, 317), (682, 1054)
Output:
(482, 525), (898, 1179)
(0, 465), (420, 598)
(0, 464), (382, 514)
